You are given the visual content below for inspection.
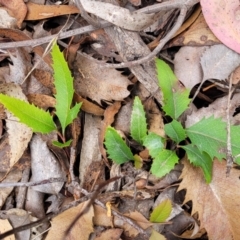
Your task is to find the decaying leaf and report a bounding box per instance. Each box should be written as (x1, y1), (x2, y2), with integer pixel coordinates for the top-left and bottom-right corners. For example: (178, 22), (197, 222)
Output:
(46, 201), (94, 240)
(174, 46), (207, 90)
(30, 134), (65, 194)
(179, 159), (240, 239)
(0, 0), (27, 28)
(201, 44), (240, 82)
(74, 54), (131, 105)
(201, 0), (240, 53)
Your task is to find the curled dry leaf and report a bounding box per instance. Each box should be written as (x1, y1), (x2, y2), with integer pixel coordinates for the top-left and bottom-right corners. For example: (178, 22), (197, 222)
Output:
(74, 54), (131, 105)
(201, 0), (240, 53)
(179, 159), (240, 239)
(0, 0), (27, 28)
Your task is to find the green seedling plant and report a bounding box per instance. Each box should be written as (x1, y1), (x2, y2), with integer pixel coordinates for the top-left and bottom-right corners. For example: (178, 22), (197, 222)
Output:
(105, 59), (240, 183)
(0, 42), (81, 147)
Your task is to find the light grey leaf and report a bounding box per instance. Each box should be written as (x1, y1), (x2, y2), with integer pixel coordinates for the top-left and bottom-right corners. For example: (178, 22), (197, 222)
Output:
(200, 44), (240, 81)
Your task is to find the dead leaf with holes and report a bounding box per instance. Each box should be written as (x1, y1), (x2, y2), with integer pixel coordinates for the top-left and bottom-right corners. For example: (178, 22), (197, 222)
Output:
(0, 0), (27, 28)
(74, 54), (131, 105)
(178, 159), (240, 239)
(201, 0), (240, 53)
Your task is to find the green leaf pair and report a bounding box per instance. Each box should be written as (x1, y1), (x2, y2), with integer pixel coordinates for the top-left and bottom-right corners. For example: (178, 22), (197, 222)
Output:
(0, 42), (81, 147)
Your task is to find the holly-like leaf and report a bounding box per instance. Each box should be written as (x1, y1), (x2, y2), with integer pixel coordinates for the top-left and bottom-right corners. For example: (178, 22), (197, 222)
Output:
(143, 132), (165, 158)
(130, 96), (147, 144)
(150, 199), (172, 223)
(164, 120), (186, 143)
(156, 59), (190, 119)
(51, 42), (81, 134)
(105, 126), (134, 164)
(151, 149), (178, 177)
(181, 144), (213, 183)
(0, 94), (56, 133)
(185, 116), (227, 160)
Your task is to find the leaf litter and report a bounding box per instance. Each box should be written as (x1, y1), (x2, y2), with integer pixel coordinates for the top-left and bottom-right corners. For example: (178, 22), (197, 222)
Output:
(1, 0), (240, 240)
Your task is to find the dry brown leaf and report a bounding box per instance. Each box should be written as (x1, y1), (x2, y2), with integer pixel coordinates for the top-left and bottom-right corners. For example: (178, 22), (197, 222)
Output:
(174, 46), (207, 90)
(74, 93), (104, 116)
(0, 219), (14, 240)
(27, 94), (56, 109)
(168, 13), (220, 48)
(94, 228), (123, 240)
(25, 2), (79, 20)
(0, 0), (27, 28)
(93, 204), (113, 228)
(0, 29), (52, 66)
(46, 201), (94, 240)
(178, 159), (240, 239)
(200, 44), (240, 82)
(74, 55), (131, 105)
(124, 211), (153, 229)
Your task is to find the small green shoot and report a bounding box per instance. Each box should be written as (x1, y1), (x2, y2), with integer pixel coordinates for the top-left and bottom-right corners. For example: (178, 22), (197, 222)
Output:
(104, 58), (240, 183)
(0, 42), (81, 147)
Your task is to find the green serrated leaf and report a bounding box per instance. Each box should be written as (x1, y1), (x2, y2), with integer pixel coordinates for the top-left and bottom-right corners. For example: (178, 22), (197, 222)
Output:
(51, 42), (81, 134)
(164, 120), (186, 143)
(151, 149), (178, 177)
(150, 199), (172, 223)
(181, 145), (213, 183)
(156, 59), (190, 119)
(0, 94), (56, 133)
(186, 116), (227, 160)
(52, 139), (72, 148)
(130, 96), (147, 144)
(105, 126), (134, 164)
(143, 132), (165, 158)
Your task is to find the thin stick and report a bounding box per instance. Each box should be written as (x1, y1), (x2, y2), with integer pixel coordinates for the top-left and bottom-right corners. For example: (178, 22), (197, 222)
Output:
(0, 178), (65, 188)
(226, 73), (234, 176)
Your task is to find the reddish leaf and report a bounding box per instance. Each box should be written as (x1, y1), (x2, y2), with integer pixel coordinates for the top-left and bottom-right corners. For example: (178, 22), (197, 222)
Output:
(201, 0), (240, 53)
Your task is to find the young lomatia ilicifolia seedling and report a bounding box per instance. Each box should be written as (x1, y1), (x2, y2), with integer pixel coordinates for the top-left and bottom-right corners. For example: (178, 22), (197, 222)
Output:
(105, 59), (240, 183)
(0, 42), (81, 147)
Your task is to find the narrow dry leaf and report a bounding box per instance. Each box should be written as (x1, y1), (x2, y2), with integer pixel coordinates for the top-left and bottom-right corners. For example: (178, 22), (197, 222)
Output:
(0, 169), (22, 208)
(178, 159), (240, 239)
(74, 55), (131, 105)
(200, 44), (240, 82)
(25, 2), (79, 20)
(79, 1), (161, 31)
(27, 94), (56, 109)
(0, 219), (14, 240)
(46, 201), (94, 240)
(79, 114), (102, 185)
(0, 0), (27, 28)
(30, 134), (65, 194)
(174, 46), (208, 90)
